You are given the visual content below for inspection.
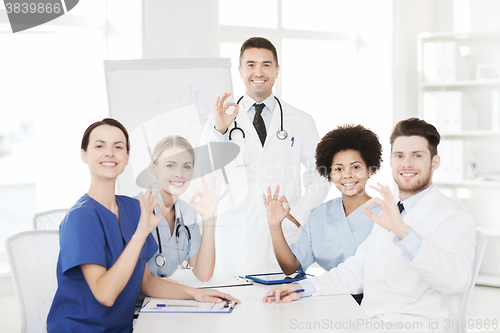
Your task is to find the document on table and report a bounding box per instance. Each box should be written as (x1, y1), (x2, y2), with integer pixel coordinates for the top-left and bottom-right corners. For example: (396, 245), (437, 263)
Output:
(139, 299), (237, 313)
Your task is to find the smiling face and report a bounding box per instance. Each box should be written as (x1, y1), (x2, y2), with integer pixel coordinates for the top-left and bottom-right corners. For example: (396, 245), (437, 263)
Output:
(152, 146), (194, 198)
(238, 47), (280, 102)
(391, 136), (440, 200)
(330, 150), (372, 197)
(81, 124), (129, 180)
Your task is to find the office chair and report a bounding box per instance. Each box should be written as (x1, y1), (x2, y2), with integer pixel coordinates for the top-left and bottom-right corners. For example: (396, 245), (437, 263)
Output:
(458, 229), (487, 333)
(6, 230), (60, 333)
(32, 209), (68, 230)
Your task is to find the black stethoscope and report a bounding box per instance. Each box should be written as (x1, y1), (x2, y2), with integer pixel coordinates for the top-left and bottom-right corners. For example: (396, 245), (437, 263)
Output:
(154, 203), (192, 269)
(229, 96), (288, 141)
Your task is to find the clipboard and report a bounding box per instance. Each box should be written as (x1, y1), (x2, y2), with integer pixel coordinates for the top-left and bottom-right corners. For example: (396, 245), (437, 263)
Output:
(245, 272), (313, 285)
(139, 299), (237, 314)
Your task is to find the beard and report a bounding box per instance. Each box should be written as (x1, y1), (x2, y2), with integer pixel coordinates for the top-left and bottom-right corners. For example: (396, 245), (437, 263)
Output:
(394, 168), (433, 198)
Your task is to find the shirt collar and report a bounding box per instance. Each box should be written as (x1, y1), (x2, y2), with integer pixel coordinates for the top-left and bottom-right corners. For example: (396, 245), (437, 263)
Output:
(242, 93), (276, 113)
(399, 183), (434, 215)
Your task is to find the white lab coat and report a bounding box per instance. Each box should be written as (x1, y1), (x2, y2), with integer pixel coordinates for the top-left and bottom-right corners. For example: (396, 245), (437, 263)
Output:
(306, 185), (477, 332)
(201, 97), (330, 272)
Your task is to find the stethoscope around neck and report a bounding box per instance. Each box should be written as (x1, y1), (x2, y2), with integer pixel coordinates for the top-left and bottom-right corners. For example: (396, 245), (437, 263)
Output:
(154, 202), (192, 269)
(229, 95), (288, 142)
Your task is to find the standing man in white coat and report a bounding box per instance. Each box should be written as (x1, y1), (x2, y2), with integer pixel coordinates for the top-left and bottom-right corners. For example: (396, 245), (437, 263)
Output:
(264, 118), (477, 332)
(202, 37), (330, 271)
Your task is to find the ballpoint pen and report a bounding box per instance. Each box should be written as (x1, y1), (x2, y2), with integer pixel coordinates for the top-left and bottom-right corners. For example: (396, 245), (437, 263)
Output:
(266, 289), (305, 299)
(156, 304), (200, 308)
(230, 275), (250, 282)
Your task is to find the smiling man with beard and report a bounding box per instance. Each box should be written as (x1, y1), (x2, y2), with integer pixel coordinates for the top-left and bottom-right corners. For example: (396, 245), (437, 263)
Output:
(264, 118), (478, 333)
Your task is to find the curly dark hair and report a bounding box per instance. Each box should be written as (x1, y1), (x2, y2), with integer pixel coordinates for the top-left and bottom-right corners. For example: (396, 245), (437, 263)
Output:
(315, 124), (383, 182)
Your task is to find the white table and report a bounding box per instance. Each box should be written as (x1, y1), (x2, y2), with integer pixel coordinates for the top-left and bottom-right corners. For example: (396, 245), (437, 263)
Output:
(134, 270), (372, 333)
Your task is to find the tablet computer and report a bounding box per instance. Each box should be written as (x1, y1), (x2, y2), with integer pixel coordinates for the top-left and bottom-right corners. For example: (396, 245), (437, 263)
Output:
(244, 272), (313, 285)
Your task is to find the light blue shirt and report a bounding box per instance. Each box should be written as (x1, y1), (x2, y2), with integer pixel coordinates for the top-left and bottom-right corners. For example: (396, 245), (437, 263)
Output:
(146, 195), (202, 278)
(301, 184), (434, 298)
(290, 197), (379, 273)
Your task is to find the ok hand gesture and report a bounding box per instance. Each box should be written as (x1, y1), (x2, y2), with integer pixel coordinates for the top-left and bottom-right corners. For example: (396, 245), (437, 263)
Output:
(189, 175), (228, 221)
(363, 183), (411, 239)
(263, 185), (290, 230)
(137, 188), (170, 238)
(214, 92), (239, 134)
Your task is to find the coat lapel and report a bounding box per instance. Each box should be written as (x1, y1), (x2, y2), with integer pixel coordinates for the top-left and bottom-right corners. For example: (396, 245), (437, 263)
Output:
(264, 99), (294, 147)
(403, 185), (440, 225)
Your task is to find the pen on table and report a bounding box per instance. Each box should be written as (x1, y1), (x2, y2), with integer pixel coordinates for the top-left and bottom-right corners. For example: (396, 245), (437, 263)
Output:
(266, 289), (305, 299)
(231, 275), (249, 282)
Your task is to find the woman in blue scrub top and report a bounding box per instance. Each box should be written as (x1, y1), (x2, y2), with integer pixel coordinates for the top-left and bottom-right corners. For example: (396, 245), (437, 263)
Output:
(47, 119), (239, 333)
(146, 135), (226, 281)
(264, 124), (383, 280)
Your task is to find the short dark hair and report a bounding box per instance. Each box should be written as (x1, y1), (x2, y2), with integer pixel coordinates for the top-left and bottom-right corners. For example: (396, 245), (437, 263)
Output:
(390, 118), (440, 157)
(315, 124), (383, 182)
(81, 118), (130, 152)
(239, 37), (279, 66)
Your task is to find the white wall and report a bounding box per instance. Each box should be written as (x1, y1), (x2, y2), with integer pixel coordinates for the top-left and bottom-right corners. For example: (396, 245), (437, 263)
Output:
(470, 0), (500, 31)
(392, 0), (454, 123)
(106, 0), (143, 59)
(142, 0), (219, 59)
(391, 0), (500, 123)
(357, 0), (395, 189)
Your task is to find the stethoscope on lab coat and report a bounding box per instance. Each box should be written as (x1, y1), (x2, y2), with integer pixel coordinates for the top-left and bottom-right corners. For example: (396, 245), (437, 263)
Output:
(229, 96), (288, 166)
(154, 203), (192, 269)
(229, 96), (288, 141)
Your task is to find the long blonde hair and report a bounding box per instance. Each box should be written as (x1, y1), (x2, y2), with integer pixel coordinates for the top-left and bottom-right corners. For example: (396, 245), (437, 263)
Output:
(151, 135), (195, 165)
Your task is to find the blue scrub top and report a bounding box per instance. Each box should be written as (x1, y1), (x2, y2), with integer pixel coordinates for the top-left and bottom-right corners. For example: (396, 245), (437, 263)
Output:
(47, 194), (157, 333)
(290, 197), (380, 272)
(148, 197), (202, 278)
